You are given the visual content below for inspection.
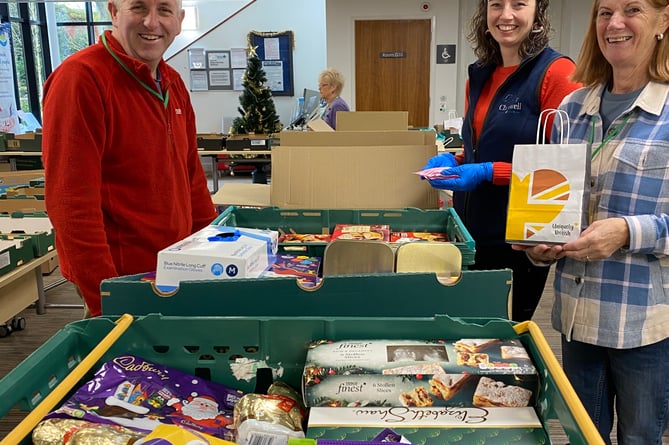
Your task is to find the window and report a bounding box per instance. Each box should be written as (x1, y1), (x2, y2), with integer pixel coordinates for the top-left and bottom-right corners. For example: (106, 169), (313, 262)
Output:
(53, 2), (111, 61)
(0, 2), (112, 124)
(0, 2), (51, 122)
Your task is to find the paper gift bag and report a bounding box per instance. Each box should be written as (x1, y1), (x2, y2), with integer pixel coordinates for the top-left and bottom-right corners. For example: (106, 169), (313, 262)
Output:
(506, 109), (590, 245)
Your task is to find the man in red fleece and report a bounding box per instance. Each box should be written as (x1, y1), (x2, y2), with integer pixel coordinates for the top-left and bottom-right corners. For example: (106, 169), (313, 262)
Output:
(42, 0), (217, 317)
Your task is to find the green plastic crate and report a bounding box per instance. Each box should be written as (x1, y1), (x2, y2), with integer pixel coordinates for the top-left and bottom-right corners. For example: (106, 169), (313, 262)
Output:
(213, 206), (475, 266)
(0, 314), (603, 445)
(0, 235), (34, 277)
(101, 269), (512, 319)
(0, 233), (52, 258)
(0, 212), (54, 256)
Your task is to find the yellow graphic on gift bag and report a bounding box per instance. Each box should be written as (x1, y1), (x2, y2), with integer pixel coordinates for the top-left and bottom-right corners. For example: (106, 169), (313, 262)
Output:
(507, 169), (569, 241)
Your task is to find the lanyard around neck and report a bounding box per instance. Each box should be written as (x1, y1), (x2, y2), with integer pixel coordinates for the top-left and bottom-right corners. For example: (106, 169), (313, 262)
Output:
(589, 112), (632, 159)
(101, 33), (169, 109)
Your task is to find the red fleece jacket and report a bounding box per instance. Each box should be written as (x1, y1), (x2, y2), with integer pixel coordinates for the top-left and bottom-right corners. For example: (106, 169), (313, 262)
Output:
(42, 31), (217, 316)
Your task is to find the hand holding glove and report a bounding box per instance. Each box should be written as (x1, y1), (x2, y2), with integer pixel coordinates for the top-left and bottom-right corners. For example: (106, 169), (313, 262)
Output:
(427, 162), (493, 191)
(421, 153), (459, 170)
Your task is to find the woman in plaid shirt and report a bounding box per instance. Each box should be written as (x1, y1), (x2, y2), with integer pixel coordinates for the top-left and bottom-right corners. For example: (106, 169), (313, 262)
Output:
(515, 0), (669, 443)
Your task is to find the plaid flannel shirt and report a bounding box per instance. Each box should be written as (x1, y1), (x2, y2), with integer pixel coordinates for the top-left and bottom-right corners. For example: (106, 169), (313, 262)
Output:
(552, 81), (669, 349)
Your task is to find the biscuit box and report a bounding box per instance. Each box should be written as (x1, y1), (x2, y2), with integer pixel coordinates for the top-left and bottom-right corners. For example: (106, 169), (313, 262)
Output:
(305, 406), (549, 444)
(390, 231), (449, 243)
(265, 253), (321, 278)
(302, 339), (538, 409)
(155, 225), (279, 292)
(331, 224), (390, 241)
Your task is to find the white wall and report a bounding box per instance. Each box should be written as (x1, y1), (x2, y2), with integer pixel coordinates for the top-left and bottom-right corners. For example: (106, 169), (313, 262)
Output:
(168, 0), (326, 132)
(325, 0), (464, 128)
(170, 0), (592, 133)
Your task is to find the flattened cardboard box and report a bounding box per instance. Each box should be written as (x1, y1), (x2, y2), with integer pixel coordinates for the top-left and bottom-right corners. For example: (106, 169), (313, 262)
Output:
(0, 169), (44, 186)
(278, 130), (432, 147)
(272, 131), (438, 209)
(336, 111), (408, 131)
(302, 339), (538, 408)
(306, 406), (549, 444)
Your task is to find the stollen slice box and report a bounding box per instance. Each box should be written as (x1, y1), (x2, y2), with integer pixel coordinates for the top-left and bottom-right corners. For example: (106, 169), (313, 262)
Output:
(306, 406), (550, 444)
(302, 339), (538, 409)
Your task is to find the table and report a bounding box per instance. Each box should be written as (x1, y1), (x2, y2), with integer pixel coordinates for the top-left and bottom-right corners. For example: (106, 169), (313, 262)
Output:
(0, 250), (58, 324)
(198, 150), (271, 193)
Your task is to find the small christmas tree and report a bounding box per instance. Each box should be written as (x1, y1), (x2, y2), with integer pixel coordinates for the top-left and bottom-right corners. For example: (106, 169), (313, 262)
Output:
(231, 46), (282, 135)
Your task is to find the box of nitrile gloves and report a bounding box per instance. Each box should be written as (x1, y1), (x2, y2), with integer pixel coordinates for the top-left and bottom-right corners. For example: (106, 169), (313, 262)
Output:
(306, 406), (549, 444)
(155, 225), (278, 292)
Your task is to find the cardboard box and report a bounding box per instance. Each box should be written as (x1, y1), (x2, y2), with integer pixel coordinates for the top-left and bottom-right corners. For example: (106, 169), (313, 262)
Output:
(278, 130), (429, 147)
(196, 133), (224, 150)
(271, 130), (439, 209)
(306, 118), (334, 132)
(4, 131), (42, 151)
(336, 111), (408, 131)
(0, 197), (46, 213)
(40, 252), (59, 274)
(306, 407), (549, 444)
(331, 224), (390, 241)
(0, 170), (44, 186)
(155, 225), (279, 292)
(302, 339), (538, 408)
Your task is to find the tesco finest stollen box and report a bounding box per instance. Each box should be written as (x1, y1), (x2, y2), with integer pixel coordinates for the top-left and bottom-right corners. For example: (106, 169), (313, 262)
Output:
(302, 339), (538, 409)
(306, 406), (549, 444)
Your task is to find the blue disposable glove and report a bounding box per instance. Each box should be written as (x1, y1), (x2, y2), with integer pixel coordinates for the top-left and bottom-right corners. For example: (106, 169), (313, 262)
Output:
(421, 153), (459, 170)
(427, 162), (493, 191)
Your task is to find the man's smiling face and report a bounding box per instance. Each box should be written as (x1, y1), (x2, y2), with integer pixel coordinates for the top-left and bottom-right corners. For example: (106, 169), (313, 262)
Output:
(109, 0), (184, 75)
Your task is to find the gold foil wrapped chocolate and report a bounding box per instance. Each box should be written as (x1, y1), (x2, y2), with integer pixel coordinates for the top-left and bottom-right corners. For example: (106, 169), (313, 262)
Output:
(234, 382), (305, 433)
(67, 423), (144, 444)
(32, 418), (144, 445)
(33, 419), (91, 445)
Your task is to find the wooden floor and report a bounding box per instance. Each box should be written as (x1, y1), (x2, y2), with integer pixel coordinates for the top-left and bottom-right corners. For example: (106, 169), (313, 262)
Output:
(0, 172), (666, 443)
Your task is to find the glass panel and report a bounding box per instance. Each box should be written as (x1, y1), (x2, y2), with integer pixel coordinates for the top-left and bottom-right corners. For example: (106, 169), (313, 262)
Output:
(8, 3), (19, 18)
(94, 24), (111, 41)
(28, 3), (39, 21)
(57, 24), (90, 60)
(54, 2), (87, 23)
(31, 24), (46, 113)
(10, 23), (29, 111)
(92, 1), (111, 22)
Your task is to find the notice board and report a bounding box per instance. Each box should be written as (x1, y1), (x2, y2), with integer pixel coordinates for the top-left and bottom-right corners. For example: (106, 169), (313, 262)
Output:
(248, 30), (294, 96)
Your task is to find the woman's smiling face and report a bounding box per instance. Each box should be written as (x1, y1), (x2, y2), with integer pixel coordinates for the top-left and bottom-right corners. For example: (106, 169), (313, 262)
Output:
(595, 0), (668, 82)
(487, 0), (537, 55)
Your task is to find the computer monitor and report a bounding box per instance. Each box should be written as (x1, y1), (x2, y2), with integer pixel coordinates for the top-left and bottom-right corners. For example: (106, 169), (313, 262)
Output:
(289, 88), (323, 128)
(302, 88), (321, 118)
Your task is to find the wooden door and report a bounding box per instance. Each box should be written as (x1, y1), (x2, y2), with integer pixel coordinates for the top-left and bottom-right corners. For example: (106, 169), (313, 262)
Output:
(355, 19), (431, 127)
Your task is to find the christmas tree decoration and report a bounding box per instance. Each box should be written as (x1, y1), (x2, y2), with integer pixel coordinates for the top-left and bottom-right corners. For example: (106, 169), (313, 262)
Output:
(231, 46), (282, 135)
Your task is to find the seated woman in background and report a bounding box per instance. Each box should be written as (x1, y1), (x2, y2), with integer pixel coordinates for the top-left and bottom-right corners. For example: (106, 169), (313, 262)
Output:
(318, 68), (350, 129)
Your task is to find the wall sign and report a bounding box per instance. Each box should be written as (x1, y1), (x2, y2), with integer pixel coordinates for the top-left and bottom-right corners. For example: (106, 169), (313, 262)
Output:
(380, 51), (406, 59)
(437, 44), (456, 64)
